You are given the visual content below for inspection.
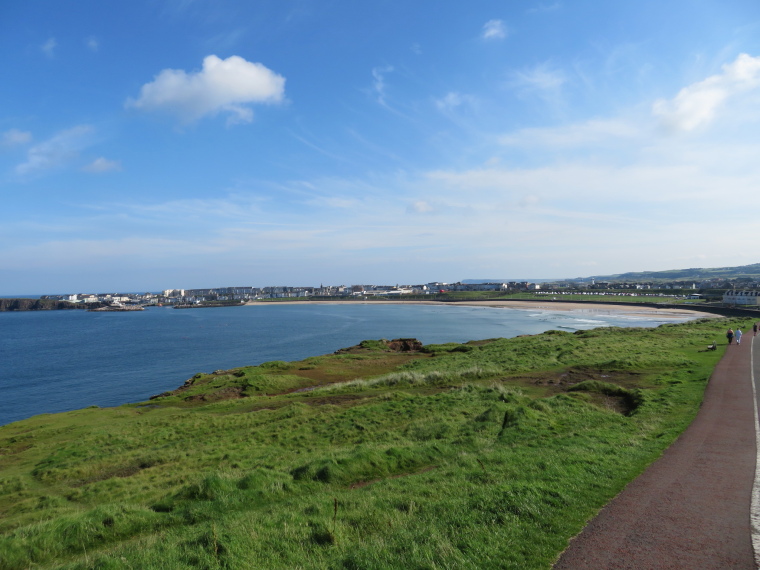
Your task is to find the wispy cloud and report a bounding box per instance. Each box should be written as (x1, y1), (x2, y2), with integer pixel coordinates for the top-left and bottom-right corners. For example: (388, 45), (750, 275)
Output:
(126, 55), (286, 125)
(2, 236), (209, 271)
(82, 157), (121, 173)
(510, 62), (566, 93)
(40, 37), (57, 58)
(204, 29), (247, 52)
(16, 125), (94, 175)
(1, 129), (32, 148)
(289, 131), (349, 162)
(306, 196), (360, 209)
(527, 3), (561, 14)
(85, 36), (99, 52)
(371, 65), (394, 106)
(408, 200), (435, 214)
(499, 118), (643, 147)
(653, 53), (760, 132)
(435, 92), (475, 113)
(482, 19), (506, 40)
(102, 195), (266, 222)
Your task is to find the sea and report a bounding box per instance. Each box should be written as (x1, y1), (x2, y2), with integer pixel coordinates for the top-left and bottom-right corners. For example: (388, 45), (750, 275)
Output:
(0, 303), (701, 426)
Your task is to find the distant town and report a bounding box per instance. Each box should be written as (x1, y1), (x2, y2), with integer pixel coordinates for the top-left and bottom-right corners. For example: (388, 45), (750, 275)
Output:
(38, 275), (760, 308)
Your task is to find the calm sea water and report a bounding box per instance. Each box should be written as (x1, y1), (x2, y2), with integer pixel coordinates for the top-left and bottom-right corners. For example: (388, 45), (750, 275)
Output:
(0, 303), (698, 425)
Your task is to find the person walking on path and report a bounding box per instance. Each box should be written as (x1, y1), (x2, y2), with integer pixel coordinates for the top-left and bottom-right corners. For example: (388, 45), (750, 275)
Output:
(736, 328), (743, 345)
(727, 328), (734, 344)
(754, 322), (758, 336)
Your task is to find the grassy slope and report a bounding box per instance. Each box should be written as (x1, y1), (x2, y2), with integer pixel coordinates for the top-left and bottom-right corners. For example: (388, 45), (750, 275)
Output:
(598, 262), (760, 282)
(0, 317), (749, 569)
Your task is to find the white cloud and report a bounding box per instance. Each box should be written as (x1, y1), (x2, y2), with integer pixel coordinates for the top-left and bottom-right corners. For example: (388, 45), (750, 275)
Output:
(86, 37), (99, 52)
(305, 196), (360, 209)
(372, 65), (394, 106)
(528, 3), (561, 14)
(83, 157), (121, 173)
(2, 237), (205, 270)
(482, 19), (506, 40)
(499, 118), (643, 147)
(1, 129), (32, 147)
(126, 55), (286, 124)
(105, 195), (265, 222)
(16, 125), (94, 175)
(435, 92), (475, 112)
(510, 62), (566, 93)
(518, 195), (540, 208)
(425, 134), (760, 208)
(41, 37), (57, 58)
(409, 200), (434, 214)
(653, 53), (760, 132)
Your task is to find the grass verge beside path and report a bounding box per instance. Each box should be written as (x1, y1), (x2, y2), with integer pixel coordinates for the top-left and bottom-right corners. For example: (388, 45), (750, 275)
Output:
(0, 317), (750, 569)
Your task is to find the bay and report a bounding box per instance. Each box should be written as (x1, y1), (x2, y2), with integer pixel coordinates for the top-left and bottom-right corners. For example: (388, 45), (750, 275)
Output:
(0, 303), (699, 426)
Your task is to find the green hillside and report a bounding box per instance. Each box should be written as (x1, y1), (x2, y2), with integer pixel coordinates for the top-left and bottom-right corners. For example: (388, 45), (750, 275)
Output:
(0, 318), (744, 569)
(586, 262), (760, 283)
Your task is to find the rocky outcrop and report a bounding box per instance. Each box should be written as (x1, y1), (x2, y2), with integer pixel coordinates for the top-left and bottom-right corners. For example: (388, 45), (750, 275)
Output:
(0, 298), (100, 311)
(385, 338), (424, 352)
(337, 338), (424, 353)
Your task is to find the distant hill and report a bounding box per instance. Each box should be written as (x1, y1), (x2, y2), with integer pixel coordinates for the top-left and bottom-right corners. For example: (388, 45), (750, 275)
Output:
(461, 278), (557, 284)
(584, 262), (760, 283)
(463, 262), (760, 285)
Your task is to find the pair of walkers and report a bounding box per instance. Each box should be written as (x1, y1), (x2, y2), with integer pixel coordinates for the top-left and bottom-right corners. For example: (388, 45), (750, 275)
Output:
(726, 328), (743, 345)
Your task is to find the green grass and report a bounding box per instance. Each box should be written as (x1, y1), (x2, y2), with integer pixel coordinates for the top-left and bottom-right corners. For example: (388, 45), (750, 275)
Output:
(0, 317), (750, 569)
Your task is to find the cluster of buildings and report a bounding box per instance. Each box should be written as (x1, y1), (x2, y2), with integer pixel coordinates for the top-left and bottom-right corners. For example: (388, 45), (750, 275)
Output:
(161, 281), (541, 303)
(41, 281), (543, 306)
(39, 278), (760, 307)
(42, 292), (152, 305)
(722, 290), (760, 306)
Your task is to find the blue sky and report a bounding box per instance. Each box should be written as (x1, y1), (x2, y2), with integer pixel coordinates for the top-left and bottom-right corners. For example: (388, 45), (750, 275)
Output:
(2, 1), (760, 294)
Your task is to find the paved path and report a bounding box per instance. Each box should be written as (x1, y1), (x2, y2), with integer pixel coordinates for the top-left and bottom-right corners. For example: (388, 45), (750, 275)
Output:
(554, 336), (758, 569)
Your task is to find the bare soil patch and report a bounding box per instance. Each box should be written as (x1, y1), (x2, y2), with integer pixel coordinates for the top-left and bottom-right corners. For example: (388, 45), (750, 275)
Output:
(507, 368), (644, 414)
(184, 386), (245, 402)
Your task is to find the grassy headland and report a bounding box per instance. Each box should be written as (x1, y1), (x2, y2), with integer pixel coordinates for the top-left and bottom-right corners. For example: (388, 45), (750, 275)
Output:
(0, 317), (749, 569)
(0, 299), (94, 312)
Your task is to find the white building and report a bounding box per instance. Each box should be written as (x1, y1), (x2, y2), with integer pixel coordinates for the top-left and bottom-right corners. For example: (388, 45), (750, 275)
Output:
(723, 290), (760, 306)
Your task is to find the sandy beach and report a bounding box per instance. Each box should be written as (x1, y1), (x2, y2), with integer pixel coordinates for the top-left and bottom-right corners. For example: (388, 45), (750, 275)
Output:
(244, 299), (716, 320)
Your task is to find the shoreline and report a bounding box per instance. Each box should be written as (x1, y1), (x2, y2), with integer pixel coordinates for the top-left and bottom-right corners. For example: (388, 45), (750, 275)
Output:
(244, 299), (718, 319)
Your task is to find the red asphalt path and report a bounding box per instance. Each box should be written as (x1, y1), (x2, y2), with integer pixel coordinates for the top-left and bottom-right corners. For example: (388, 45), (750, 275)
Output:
(553, 336), (758, 569)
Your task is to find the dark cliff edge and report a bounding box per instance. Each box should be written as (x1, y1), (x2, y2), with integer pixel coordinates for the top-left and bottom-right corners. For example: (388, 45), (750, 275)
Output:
(0, 298), (104, 311)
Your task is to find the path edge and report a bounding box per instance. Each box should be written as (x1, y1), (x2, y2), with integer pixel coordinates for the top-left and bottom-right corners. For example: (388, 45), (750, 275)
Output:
(750, 334), (760, 568)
